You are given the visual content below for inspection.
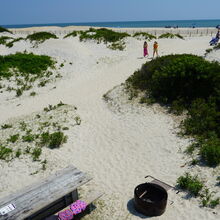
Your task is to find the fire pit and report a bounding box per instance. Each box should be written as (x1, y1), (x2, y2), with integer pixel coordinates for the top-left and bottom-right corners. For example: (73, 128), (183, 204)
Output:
(134, 182), (168, 216)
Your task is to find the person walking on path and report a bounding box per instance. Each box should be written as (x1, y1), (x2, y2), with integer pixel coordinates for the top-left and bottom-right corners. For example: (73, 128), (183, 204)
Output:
(153, 41), (159, 58)
(143, 41), (148, 57)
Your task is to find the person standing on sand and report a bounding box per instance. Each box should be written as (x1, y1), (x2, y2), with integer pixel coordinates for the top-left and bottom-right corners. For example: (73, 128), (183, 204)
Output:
(153, 41), (159, 58)
(143, 41), (148, 57)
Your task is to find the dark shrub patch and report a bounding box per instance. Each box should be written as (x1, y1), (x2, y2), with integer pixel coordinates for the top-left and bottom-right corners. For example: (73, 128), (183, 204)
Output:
(0, 36), (13, 45)
(1, 124), (12, 129)
(200, 137), (220, 166)
(7, 134), (19, 143)
(65, 28), (129, 50)
(127, 54), (220, 107)
(0, 145), (12, 160)
(64, 31), (79, 38)
(48, 132), (67, 149)
(133, 32), (156, 41)
(6, 37), (24, 48)
(0, 52), (55, 78)
(27, 32), (58, 44)
(79, 28), (130, 43)
(0, 26), (12, 34)
(183, 98), (220, 137)
(159, 33), (184, 39)
(177, 173), (204, 197)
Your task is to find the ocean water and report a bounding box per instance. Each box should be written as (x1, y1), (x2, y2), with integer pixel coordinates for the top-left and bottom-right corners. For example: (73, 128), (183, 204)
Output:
(2, 19), (220, 29)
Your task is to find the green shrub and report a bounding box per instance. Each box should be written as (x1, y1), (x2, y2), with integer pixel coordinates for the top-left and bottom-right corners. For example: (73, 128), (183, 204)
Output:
(0, 26), (12, 34)
(107, 41), (125, 50)
(209, 198), (220, 208)
(19, 121), (27, 131)
(0, 145), (12, 160)
(41, 159), (47, 170)
(127, 54), (220, 106)
(133, 32), (156, 40)
(159, 33), (184, 39)
(64, 31), (79, 38)
(7, 134), (19, 143)
(27, 32), (58, 44)
(22, 134), (35, 142)
(31, 147), (42, 161)
(0, 52), (55, 78)
(30, 91), (36, 96)
(48, 131), (67, 149)
(200, 136), (220, 166)
(16, 88), (23, 97)
(40, 132), (50, 145)
(43, 102), (65, 112)
(183, 98), (220, 137)
(0, 36), (13, 45)
(177, 173), (204, 196)
(74, 116), (81, 125)
(15, 149), (22, 158)
(1, 124), (12, 129)
(6, 37), (24, 48)
(200, 188), (219, 208)
(205, 48), (213, 55)
(79, 28), (130, 43)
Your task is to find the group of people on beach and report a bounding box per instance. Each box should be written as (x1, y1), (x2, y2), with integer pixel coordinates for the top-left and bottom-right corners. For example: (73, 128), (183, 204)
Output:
(143, 41), (159, 58)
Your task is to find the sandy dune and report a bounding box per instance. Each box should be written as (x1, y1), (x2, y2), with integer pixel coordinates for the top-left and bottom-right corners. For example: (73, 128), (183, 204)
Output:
(0, 28), (219, 219)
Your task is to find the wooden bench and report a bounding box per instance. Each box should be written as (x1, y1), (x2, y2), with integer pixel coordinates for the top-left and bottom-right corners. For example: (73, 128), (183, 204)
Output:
(45, 191), (103, 220)
(0, 165), (92, 220)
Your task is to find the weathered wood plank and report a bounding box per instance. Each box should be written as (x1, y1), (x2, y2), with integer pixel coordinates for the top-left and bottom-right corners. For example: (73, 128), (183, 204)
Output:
(0, 165), (91, 220)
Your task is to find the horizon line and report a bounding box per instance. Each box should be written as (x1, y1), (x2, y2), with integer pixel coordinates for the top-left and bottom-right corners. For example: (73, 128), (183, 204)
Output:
(1, 18), (220, 27)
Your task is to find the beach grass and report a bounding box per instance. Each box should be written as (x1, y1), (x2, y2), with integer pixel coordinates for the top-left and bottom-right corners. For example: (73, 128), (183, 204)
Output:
(0, 52), (56, 96)
(26, 32), (58, 45)
(159, 32), (184, 39)
(0, 26), (12, 34)
(133, 32), (156, 40)
(64, 28), (130, 50)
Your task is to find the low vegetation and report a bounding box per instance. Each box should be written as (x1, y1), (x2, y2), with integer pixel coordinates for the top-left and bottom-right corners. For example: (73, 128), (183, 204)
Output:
(159, 32), (184, 39)
(177, 173), (204, 196)
(64, 31), (79, 38)
(64, 28), (130, 50)
(177, 173), (219, 208)
(0, 36), (13, 45)
(0, 103), (80, 174)
(0, 36), (25, 48)
(0, 26), (12, 34)
(6, 37), (24, 48)
(0, 52), (57, 97)
(205, 43), (220, 55)
(133, 32), (156, 41)
(26, 32), (58, 46)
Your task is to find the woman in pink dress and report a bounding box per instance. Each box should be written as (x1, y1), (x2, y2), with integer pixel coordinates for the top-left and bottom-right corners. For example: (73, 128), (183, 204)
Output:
(143, 41), (148, 57)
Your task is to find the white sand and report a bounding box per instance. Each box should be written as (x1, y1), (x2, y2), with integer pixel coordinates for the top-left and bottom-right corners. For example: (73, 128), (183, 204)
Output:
(0, 27), (219, 219)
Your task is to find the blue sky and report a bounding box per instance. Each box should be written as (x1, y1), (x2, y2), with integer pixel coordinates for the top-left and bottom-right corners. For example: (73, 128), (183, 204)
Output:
(0, 0), (220, 25)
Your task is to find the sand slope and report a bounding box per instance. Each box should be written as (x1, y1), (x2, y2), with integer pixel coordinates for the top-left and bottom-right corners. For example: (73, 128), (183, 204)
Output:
(0, 30), (219, 219)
